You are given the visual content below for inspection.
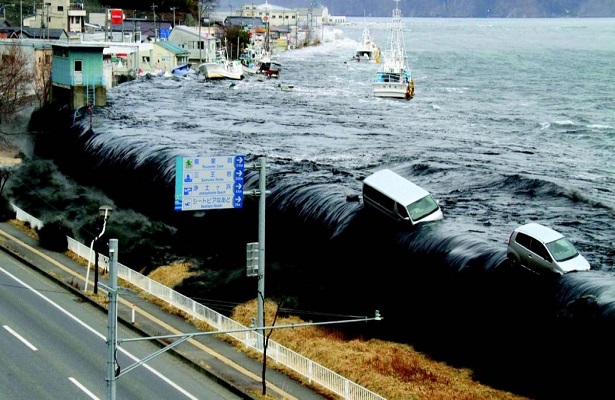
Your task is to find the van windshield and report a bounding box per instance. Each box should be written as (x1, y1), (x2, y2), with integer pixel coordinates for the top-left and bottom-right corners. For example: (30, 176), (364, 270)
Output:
(407, 195), (439, 222)
(546, 238), (579, 262)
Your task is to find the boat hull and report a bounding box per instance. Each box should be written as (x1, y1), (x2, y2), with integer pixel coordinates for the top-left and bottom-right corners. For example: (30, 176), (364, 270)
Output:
(199, 62), (244, 80)
(373, 82), (412, 99)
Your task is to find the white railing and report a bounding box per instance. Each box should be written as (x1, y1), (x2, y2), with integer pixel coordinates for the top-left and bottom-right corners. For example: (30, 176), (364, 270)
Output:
(11, 205), (385, 400)
(66, 237), (385, 400)
(12, 205), (44, 230)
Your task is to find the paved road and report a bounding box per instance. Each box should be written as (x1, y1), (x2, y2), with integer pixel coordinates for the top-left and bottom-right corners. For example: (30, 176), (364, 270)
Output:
(0, 250), (243, 400)
(0, 222), (330, 400)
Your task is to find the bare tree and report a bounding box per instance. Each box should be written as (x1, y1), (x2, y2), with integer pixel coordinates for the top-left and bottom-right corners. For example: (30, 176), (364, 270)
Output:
(33, 48), (53, 107)
(0, 45), (34, 125)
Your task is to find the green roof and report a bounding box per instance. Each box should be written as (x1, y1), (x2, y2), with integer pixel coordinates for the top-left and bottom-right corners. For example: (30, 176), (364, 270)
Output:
(156, 40), (189, 55)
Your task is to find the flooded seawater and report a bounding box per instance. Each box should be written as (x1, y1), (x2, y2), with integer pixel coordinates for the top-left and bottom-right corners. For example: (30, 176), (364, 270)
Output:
(12, 18), (615, 399)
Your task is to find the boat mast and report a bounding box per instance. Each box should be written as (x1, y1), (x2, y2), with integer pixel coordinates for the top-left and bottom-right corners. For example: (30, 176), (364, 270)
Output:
(391, 0), (406, 70)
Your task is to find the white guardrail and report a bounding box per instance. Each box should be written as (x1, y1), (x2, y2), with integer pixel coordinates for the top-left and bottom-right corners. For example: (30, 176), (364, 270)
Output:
(12, 205), (385, 400)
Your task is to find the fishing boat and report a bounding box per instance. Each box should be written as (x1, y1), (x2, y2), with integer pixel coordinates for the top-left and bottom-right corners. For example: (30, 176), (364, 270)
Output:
(242, 50), (281, 78)
(198, 47), (245, 81)
(354, 25), (381, 63)
(241, 23), (282, 78)
(372, 0), (415, 100)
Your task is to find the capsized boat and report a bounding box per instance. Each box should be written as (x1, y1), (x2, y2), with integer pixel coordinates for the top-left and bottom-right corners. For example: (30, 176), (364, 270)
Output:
(372, 0), (414, 100)
(171, 63), (196, 77)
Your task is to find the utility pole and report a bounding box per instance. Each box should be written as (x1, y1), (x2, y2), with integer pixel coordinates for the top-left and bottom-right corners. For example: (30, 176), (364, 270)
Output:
(151, 3), (157, 42)
(106, 239), (118, 400)
(45, 2), (50, 39)
(170, 6), (175, 28)
(39, 1), (43, 38)
(198, 1), (202, 62)
(104, 5), (109, 41)
(256, 157), (266, 335)
(103, 233), (382, 399)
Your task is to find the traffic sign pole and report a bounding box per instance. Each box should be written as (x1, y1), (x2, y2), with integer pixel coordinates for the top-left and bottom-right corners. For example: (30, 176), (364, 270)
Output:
(257, 157), (266, 342)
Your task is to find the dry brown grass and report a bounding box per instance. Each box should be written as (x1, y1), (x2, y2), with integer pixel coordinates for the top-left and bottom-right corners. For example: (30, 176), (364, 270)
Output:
(230, 299), (529, 400)
(9, 219), (39, 239)
(147, 262), (201, 287)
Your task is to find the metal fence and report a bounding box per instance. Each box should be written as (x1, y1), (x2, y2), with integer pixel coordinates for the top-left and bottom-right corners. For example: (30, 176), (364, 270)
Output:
(10, 204), (385, 400)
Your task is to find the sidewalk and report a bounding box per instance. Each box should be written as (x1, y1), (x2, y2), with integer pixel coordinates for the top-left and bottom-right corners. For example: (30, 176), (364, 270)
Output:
(0, 221), (330, 400)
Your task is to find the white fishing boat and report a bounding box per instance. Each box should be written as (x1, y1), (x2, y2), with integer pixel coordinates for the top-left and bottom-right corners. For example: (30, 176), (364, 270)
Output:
(198, 48), (245, 81)
(372, 0), (415, 100)
(354, 25), (381, 63)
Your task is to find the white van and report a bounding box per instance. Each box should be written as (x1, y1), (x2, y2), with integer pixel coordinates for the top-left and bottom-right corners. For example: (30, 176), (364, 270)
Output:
(362, 169), (443, 225)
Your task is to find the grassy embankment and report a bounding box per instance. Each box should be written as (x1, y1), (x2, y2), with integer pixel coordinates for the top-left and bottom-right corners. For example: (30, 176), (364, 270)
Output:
(148, 263), (530, 400)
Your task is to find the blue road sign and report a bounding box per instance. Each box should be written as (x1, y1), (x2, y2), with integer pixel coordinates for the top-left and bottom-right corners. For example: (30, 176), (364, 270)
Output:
(174, 155), (245, 211)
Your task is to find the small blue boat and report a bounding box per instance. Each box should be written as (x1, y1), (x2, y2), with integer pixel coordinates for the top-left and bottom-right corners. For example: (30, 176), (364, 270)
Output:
(172, 64), (195, 77)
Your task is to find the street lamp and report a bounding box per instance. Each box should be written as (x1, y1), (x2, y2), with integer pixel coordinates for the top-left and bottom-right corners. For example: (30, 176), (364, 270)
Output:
(170, 6), (175, 28)
(85, 205), (113, 294)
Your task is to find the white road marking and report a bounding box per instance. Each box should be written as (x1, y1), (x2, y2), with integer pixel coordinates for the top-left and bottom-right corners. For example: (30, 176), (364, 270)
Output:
(69, 377), (100, 400)
(0, 265), (198, 400)
(3, 324), (39, 351)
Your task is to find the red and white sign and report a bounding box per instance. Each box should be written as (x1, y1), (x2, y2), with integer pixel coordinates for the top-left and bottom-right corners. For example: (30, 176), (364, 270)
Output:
(110, 9), (124, 25)
(261, 15), (269, 23)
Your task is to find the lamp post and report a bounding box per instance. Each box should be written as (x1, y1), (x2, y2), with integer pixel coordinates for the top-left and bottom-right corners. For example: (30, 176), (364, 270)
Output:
(84, 205), (113, 294)
(170, 6), (175, 28)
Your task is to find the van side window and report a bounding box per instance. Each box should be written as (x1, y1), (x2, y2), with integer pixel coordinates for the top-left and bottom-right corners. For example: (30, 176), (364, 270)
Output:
(363, 185), (395, 211)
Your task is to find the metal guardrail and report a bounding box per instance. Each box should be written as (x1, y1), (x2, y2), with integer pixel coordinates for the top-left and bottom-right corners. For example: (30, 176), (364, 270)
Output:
(10, 204), (385, 400)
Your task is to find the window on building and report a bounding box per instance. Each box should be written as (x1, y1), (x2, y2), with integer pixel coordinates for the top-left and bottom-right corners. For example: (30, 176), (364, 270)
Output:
(74, 60), (82, 72)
